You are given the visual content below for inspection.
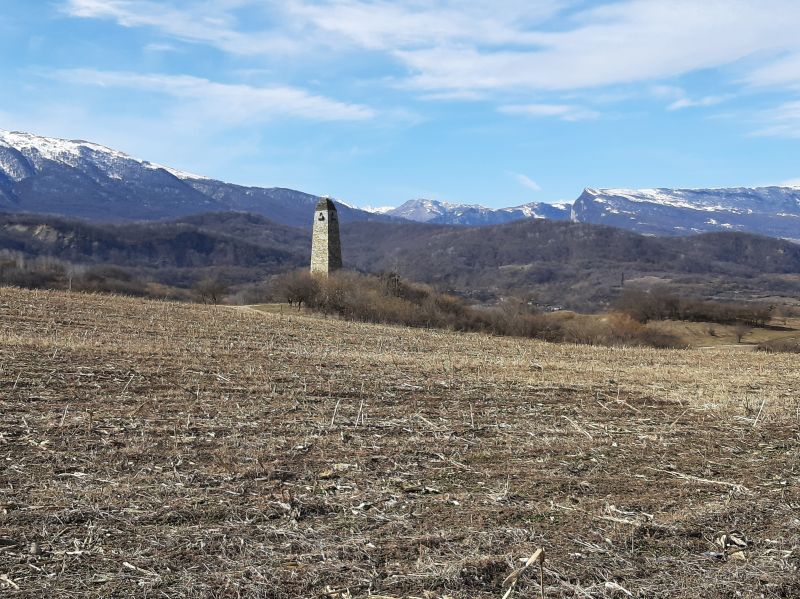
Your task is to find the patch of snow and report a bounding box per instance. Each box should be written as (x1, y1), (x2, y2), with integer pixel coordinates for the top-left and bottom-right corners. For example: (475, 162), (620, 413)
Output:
(0, 128), (210, 181)
(361, 205), (395, 214)
(584, 185), (800, 216)
(146, 163), (211, 181)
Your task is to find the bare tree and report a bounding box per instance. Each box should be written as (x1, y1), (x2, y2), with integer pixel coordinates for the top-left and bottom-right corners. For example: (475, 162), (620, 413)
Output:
(193, 277), (228, 305)
(273, 270), (320, 309)
(734, 323), (751, 344)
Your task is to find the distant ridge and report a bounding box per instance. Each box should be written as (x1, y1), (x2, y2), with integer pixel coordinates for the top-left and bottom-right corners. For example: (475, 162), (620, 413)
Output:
(1, 128), (799, 239)
(0, 129), (392, 226)
(368, 189), (800, 239)
(376, 198), (571, 225)
(570, 186), (800, 239)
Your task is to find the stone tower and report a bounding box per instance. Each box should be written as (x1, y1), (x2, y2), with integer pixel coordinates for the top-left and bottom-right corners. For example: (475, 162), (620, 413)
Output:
(310, 196), (343, 275)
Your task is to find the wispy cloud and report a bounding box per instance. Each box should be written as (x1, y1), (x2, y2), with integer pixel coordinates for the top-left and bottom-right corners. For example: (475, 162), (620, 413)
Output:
(651, 85), (731, 112)
(55, 69), (376, 123)
(511, 172), (541, 192)
(143, 42), (181, 53)
(499, 103), (599, 121)
(61, 0), (303, 55)
(60, 0), (800, 126)
(746, 52), (800, 90)
(393, 1), (800, 93)
(61, 1), (800, 94)
(753, 100), (800, 138)
(667, 95), (729, 111)
(284, 0), (566, 49)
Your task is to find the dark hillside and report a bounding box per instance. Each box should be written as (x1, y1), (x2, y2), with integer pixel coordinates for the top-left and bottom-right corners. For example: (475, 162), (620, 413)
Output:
(341, 219), (800, 306)
(2, 211), (798, 308)
(0, 213), (306, 289)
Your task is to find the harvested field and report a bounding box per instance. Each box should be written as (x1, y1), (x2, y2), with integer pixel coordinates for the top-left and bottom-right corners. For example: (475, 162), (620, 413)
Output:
(1, 286), (798, 598)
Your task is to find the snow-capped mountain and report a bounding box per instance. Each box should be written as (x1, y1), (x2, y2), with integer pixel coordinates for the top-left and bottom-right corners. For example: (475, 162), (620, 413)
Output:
(0, 130), (208, 182)
(0, 129), (389, 226)
(359, 205), (395, 214)
(3, 129), (799, 240)
(378, 198), (571, 225)
(571, 187), (800, 240)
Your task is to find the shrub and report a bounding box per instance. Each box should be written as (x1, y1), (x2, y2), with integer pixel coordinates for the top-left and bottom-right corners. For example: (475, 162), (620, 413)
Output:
(268, 270), (684, 349)
(271, 270), (320, 308)
(616, 288), (771, 326)
(192, 277), (229, 305)
(756, 338), (800, 354)
(560, 313), (683, 348)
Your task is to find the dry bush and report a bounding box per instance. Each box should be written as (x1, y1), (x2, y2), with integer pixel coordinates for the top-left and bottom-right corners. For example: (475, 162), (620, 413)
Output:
(560, 313), (683, 348)
(617, 287), (772, 326)
(269, 271), (683, 348)
(0, 250), (190, 300)
(228, 281), (270, 305)
(192, 277), (229, 305)
(560, 314), (608, 345)
(270, 269), (320, 308)
(142, 281), (187, 300)
(756, 337), (800, 353)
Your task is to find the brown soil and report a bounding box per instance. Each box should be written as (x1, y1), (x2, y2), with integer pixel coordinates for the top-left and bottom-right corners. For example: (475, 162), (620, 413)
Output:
(1, 287), (798, 598)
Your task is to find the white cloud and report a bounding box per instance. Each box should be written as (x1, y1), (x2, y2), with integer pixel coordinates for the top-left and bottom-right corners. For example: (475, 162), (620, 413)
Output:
(746, 52), (800, 89)
(56, 69), (376, 123)
(753, 100), (800, 138)
(143, 42), (180, 53)
(61, 0), (303, 55)
(66, 1), (800, 93)
(668, 95), (729, 111)
(284, 0), (566, 49)
(650, 85), (686, 99)
(396, 1), (800, 94)
(60, 0), (800, 126)
(512, 173), (541, 192)
(651, 86), (731, 111)
(500, 103), (599, 121)
(419, 90), (486, 102)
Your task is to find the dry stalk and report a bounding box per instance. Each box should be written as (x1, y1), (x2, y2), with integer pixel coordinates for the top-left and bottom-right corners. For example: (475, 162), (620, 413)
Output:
(0, 287), (797, 598)
(501, 548), (544, 599)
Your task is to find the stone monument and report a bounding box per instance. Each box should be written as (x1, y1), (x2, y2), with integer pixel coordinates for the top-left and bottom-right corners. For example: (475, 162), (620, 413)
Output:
(310, 196), (342, 275)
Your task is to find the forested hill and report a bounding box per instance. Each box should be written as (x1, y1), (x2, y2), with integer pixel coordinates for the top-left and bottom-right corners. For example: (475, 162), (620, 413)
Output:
(341, 218), (800, 305)
(2, 211), (799, 308)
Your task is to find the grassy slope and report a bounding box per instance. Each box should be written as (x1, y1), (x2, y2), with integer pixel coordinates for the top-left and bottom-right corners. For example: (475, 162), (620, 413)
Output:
(642, 317), (800, 348)
(1, 287), (798, 598)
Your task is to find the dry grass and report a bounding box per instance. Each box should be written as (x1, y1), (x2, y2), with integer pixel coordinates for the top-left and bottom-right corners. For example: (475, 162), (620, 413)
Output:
(1, 286), (798, 598)
(646, 318), (800, 349)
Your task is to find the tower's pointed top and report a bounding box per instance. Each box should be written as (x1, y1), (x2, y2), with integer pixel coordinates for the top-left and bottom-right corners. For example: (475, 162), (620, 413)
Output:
(316, 196), (337, 211)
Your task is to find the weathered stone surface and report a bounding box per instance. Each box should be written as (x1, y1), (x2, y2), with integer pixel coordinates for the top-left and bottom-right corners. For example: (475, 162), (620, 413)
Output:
(310, 197), (342, 274)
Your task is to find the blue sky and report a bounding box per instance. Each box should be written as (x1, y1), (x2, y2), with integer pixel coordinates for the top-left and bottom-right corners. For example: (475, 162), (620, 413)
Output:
(2, 1), (800, 208)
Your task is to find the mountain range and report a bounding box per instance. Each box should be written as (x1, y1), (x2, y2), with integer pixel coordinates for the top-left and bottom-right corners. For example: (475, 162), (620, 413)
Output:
(376, 198), (571, 225)
(367, 190), (800, 240)
(1, 128), (799, 241)
(572, 187), (800, 241)
(0, 129), (388, 227)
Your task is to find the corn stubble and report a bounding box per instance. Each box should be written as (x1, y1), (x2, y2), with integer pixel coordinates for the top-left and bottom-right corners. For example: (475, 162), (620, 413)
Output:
(0, 287), (798, 598)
